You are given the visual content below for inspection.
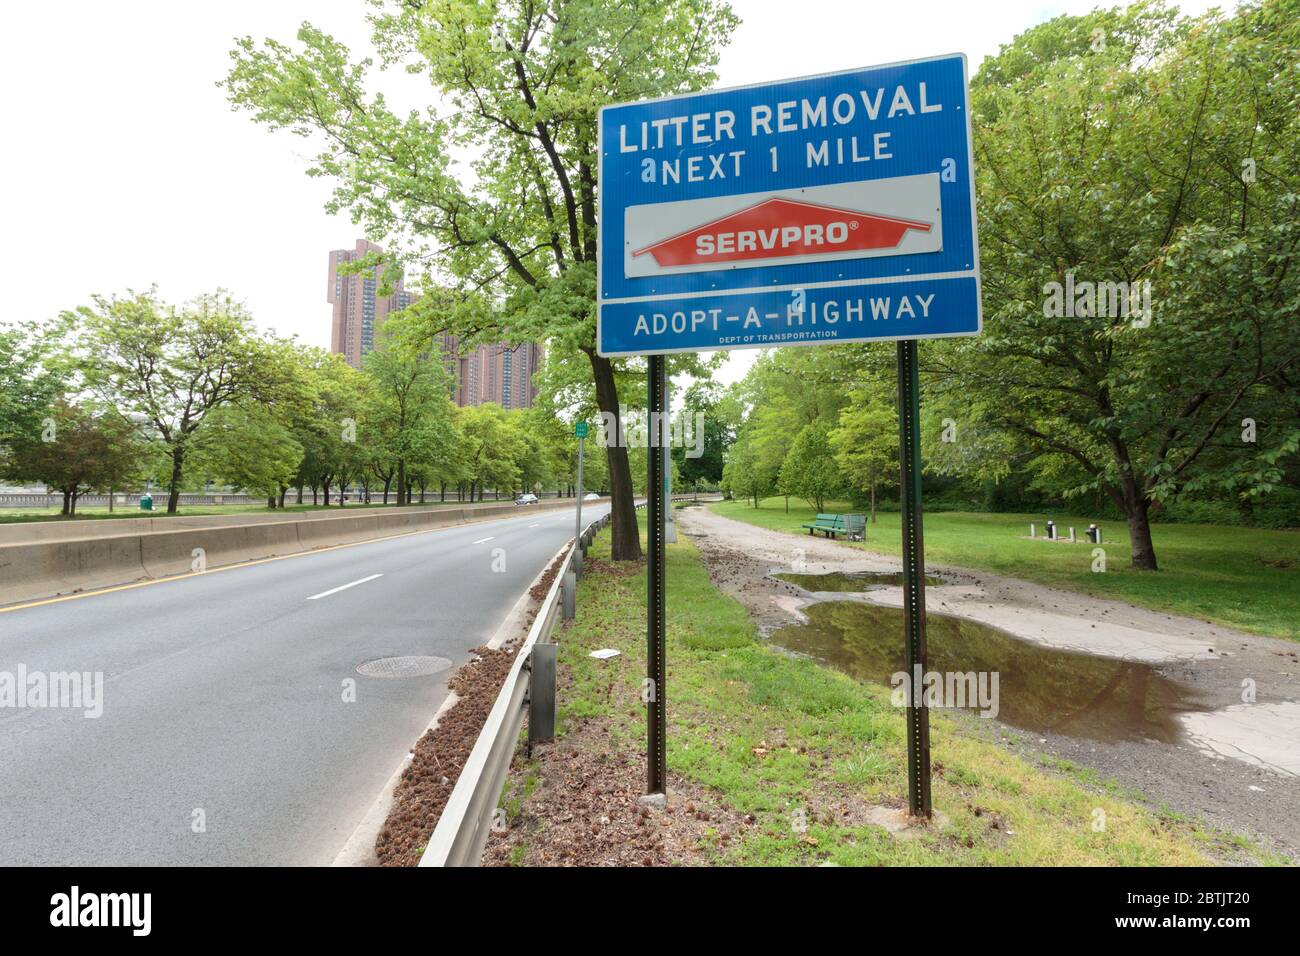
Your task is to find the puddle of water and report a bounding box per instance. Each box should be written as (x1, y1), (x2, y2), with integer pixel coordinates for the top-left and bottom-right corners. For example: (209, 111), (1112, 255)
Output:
(769, 601), (1202, 743)
(776, 570), (944, 591)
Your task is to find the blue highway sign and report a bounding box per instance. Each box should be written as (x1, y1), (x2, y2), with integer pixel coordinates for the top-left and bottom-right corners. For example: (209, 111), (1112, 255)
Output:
(597, 54), (980, 356)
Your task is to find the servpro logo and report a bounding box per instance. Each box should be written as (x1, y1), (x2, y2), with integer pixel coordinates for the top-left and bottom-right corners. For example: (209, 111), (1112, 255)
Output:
(632, 197), (931, 268)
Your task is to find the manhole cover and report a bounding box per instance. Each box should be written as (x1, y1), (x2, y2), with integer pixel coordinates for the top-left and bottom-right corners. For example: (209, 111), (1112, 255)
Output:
(356, 656), (453, 678)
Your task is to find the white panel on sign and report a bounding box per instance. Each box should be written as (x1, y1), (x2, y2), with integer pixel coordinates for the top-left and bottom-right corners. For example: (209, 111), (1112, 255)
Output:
(624, 174), (942, 278)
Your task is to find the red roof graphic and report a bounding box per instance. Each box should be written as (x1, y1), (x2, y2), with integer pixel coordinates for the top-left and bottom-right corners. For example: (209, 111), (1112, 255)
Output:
(632, 197), (932, 268)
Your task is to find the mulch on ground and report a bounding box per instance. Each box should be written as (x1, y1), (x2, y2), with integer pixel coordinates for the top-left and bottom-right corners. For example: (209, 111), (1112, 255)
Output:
(483, 732), (754, 866)
(374, 549), (571, 866)
(374, 643), (520, 866)
(483, 554), (754, 866)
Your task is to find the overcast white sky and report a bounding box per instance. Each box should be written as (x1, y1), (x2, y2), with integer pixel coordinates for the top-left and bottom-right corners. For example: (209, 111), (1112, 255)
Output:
(1, 0), (1225, 386)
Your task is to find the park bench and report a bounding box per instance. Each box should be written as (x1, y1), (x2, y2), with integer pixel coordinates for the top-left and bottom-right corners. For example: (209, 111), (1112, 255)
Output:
(801, 513), (866, 540)
(803, 513), (844, 536)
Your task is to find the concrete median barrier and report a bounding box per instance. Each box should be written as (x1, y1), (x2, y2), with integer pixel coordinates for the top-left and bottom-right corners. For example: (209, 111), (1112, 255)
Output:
(0, 498), (589, 546)
(0, 497), (608, 607)
(0, 535), (147, 607)
(139, 521), (306, 579)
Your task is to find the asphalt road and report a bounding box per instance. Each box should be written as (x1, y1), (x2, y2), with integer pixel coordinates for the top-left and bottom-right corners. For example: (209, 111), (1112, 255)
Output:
(0, 503), (604, 865)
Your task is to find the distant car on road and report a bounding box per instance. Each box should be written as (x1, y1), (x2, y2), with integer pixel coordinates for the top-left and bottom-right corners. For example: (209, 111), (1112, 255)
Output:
(514, 493), (539, 505)
(583, 492), (600, 501)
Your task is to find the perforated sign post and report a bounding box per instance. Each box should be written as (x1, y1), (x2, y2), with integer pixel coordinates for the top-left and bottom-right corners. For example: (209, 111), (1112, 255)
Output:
(598, 54), (981, 814)
(574, 422), (588, 553)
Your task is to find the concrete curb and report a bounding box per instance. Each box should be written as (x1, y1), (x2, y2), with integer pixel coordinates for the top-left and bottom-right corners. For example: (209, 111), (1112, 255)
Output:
(330, 692), (462, 868)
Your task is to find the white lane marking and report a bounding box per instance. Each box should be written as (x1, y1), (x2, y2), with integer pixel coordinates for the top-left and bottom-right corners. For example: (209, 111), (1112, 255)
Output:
(528, 524), (540, 528)
(306, 573), (383, 601)
(472, 536), (495, 545)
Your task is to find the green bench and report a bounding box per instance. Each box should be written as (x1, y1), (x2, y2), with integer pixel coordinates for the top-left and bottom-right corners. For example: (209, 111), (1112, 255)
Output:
(801, 513), (867, 540)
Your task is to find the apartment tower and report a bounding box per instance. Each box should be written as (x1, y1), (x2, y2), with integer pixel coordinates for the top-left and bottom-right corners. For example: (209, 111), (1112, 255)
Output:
(328, 240), (541, 407)
(327, 239), (416, 368)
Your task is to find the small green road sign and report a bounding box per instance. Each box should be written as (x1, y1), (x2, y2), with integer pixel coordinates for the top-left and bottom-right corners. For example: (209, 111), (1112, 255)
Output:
(575, 422), (589, 439)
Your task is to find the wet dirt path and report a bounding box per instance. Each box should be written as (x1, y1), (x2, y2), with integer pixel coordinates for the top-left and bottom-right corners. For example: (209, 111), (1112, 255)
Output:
(678, 505), (1300, 858)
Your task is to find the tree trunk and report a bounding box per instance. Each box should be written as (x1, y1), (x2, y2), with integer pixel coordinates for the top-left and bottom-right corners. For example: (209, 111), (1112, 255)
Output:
(382, 477), (391, 504)
(870, 480), (877, 524)
(589, 350), (641, 561)
(61, 489), (71, 516)
(278, 486), (288, 509)
(166, 445), (184, 514)
(1124, 494), (1159, 571)
(397, 458), (407, 506)
(296, 485), (304, 505)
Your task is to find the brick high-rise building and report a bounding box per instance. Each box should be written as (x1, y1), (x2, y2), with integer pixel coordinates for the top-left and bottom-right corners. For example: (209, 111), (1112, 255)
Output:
(328, 240), (542, 406)
(455, 342), (544, 410)
(327, 239), (417, 368)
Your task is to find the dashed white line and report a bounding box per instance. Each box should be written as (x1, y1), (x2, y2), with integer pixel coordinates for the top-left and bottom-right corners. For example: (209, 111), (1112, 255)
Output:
(472, 536), (495, 545)
(306, 574), (383, 601)
(528, 524), (540, 528)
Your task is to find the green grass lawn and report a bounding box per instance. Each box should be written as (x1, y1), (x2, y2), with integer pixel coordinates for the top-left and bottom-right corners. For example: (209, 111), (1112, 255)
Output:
(712, 498), (1300, 641)
(0, 499), (481, 524)
(516, 520), (1277, 865)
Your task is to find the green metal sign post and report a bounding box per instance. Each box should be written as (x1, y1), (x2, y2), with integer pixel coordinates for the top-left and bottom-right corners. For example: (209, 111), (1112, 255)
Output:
(574, 421), (587, 555)
(646, 355), (667, 796)
(896, 340), (932, 818)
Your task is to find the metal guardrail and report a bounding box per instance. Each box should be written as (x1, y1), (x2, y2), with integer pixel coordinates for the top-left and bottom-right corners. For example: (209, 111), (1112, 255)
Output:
(418, 503), (642, 867)
(418, 495), (719, 867)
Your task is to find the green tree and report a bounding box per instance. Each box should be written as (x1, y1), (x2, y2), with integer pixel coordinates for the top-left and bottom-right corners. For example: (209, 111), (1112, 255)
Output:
(5, 400), (142, 515)
(362, 345), (456, 505)
(830, 393), (897, 523)
(930, 0), (1300, 569)
(188, 403), (304, 503)
(0, 324), (58, 464)
(224, 0), (738, 559)
(288, 350), (371, 505)
(720, 432), (774, 508)
(779, 421), (842, 514)
(722, 349), (848, 511)
(74, 291), (291, 514)
(460, 403), (526, 500)
(671, 382), (730, 489)
(512, 408), (564, 495)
